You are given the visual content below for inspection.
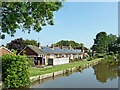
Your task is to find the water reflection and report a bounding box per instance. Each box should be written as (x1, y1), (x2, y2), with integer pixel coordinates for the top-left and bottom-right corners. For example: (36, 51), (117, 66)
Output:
(93, 59), (119, 83)
(25, 59), (119, 88)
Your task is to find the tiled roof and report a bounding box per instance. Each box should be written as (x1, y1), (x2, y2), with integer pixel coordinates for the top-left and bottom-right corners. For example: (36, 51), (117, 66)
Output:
(40, 47), (56, 54)
(54, 48), (67, 54)
(28, 45), (56, 54)
(64, 49), (75, 54)
(64, 49), (82, 54)
(28, 45), (43, 54)
(28, 45), (82, 54)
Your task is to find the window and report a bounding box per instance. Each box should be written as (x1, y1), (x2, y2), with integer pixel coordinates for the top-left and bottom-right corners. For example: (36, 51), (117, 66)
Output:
(57, 54), (59, 57)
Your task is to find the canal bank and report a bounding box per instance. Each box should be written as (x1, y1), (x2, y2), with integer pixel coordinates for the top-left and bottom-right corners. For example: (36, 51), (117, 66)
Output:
(29, 63), (119, 88)
(30, 58), (103, 82)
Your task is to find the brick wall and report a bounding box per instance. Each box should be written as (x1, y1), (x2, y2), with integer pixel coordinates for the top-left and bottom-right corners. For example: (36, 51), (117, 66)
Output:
(20, 47), (38, 56)
(0, 48), (14, 56)
(46, 54), (50, 64)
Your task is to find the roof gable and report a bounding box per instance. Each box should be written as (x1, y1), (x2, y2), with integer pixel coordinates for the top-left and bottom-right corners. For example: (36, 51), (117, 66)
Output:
(0, 46), (14, 55)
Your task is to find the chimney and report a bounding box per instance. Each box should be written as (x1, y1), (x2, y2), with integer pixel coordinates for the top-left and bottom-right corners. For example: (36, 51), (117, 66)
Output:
(69, 44), (72, 50)
(52, 44), (54, 50)
(38, 41), (41, 49)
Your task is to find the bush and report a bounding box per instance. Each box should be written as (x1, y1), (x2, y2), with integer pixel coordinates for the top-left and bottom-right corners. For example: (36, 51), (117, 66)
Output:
(92, 56), (98, 59)
(110, 51), (114, 56)
(2, 54), (30, 88)
(98, 55), (104, 58)
(104, 55), (115, 60)
(83, 56), (88, 59)
(88, 51), (93, 57)
(95, 53), (99, 58)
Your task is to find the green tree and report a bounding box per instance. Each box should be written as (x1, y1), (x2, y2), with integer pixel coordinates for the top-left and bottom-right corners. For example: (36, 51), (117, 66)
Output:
(6, 38), (38, 54)
(117, 37), (120, 44)
(80, 43), (84, 47)
(88, 51), (93, 57)
(11, 49), (17, 55)
(108, 34), (117, 53)
(1, 2), (63, 39)
(117, 37), (120, 53)
(23, 39), (38, 48)
(54, 40), (88, 50)
(54, 40), (81, 49)
(91, 32), (108, 53)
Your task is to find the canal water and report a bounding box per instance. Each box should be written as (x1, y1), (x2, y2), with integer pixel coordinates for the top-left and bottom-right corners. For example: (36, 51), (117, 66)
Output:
(28, 61), (119, 88)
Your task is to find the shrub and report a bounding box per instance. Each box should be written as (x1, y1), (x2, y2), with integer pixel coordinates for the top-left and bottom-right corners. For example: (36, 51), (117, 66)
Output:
(2, 54), (30, 88)
(95, 53), (99, 58)
(105, 55), (115, 60)
(98, 55), (104, 58)
(92, 56), (97, 59)
(110, 51), (114, 56)
(83, 56), (88, 59)
(88, 51), (93, 57)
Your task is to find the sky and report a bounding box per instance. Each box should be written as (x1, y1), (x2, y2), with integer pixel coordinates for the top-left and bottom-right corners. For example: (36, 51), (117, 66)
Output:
(0, 2), (118, 48)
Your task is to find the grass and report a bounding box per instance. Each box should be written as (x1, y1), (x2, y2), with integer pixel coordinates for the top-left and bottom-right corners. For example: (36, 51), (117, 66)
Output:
(30, 58), (103, 77)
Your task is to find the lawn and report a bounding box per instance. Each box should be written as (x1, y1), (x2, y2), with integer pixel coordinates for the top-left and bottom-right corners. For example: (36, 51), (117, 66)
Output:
(30, 58), (103, 77)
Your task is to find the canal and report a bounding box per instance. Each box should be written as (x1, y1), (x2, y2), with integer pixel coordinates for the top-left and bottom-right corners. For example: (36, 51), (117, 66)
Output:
(27, 60), (119, 88)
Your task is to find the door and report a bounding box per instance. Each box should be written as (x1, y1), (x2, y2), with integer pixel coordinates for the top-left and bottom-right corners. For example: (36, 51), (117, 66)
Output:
(37, 57), (42, 65)
(48, 59), (53, 65)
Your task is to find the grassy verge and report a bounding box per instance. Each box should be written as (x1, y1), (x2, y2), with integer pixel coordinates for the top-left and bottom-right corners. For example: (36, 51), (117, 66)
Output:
(30, 58), (103, 77)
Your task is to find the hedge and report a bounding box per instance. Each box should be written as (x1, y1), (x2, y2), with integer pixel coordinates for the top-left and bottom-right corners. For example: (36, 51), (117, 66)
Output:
(2, 54), (30, 88)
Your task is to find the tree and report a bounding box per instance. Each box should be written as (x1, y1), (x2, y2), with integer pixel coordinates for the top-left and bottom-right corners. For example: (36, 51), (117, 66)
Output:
(7, 38), (24, 54)
(54, 40), (80, 49)
(117, 37), (120, 44)
(6, 38), (38, 54)
(117, 37), (120, 53)
(1, 2), (63, 39)
(54, 40), (88, 50)
(23, 39), (38, 48)
(80, 43), (84, 47)
(91, 32), (108, 53)
(88, 51), (93, 57)
(107, 34), (117, 53)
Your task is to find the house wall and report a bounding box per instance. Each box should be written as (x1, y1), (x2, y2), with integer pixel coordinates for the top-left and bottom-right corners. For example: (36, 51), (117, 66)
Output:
(50, 54), (54, 58)
(59, 54), (62, 58)
(19, 47), (38, 66)
(46, 54), (50, 65)
(74, 54), (77, 59)
(0, 48), (14, 56)
(44, 54), (47, 65)
(20, 47), (38, 56)
(65, 54), (67, 58)
(70, 54), (73, 59)
(54, 54), (57, 58)
(53, 57), (69, 66)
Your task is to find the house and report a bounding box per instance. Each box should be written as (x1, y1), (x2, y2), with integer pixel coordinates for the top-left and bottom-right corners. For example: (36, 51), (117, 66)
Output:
(19, 42), (83, 66)
(75, 46), (84, 52)
(0, 46), (14, 56)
